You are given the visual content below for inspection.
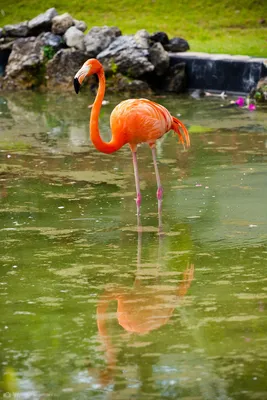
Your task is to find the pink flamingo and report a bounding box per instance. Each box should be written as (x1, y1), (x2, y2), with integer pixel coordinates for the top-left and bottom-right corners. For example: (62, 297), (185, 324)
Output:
(74, 59), (190, 219)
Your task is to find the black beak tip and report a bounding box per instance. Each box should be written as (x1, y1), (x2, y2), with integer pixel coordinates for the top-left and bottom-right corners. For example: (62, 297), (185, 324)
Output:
(74, 77), (80, 94)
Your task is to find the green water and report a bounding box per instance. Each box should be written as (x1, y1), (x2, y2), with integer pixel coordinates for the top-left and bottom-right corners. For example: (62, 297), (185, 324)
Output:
(0, 91), (267, 399)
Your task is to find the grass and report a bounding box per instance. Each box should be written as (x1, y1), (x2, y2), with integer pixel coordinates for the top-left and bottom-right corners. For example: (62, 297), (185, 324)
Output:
(0, 0), (267, 57)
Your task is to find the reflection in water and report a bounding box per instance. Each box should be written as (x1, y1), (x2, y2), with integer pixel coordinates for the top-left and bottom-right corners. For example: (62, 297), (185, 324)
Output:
(96, 230), (194, 386)
(0, 182), (7, 199)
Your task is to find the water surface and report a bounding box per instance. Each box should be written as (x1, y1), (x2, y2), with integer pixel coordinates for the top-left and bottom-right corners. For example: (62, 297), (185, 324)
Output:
(1, 92), (267, 399)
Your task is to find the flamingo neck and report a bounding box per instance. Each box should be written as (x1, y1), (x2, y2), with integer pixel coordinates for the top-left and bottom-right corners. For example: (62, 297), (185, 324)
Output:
(90, 68), (125, 154)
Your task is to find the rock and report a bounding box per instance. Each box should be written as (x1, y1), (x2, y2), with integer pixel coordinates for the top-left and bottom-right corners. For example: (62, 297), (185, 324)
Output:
(4, 37), (45, 89)
(106, 73), (152, 95)
(97, 35), (154, 78)
(257, 76), (267, 101)
(28, 8), (58, 36)
(46, 48), (89, 90)
(0, 37), (14, 77)
(164, 37), (190, 52)
(84, 26), (121, 57)
(74, 19), (87, 32)
(0, 40), (12, 76)
(52, 13), (74, 35)
(256, 76), (267, 89)
(150, 31), (169, 46)
(149, 42), (169, 76)
(128, 79), (151, 94)
(64, 26), (85, 51)
(33, 32), (64, 61)
(37, 32), (63, 50)
(4, 21), (29, 37)
(165, 38), (189, 53)
(162, 62), (186, 92)
(191, 89), (205, 99)
(250, 76), (267, 102)
(0, 37), (15, 51)
(134, 29), (150, 49)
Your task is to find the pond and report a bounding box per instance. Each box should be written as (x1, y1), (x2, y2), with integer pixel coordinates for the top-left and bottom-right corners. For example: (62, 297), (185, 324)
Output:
(0, 91), (267, 399)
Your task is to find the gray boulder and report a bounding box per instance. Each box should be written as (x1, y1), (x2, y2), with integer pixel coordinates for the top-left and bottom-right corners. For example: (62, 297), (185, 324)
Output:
(64, 26), (85, 51)
(164, 37), (190, 52)
(134, 29), (150, 49)
(250, 76), (267, 103)
(0, 37), (15, 51)
(256, 76), (267, 102)
(149, 42), (169, 76)
(36, 32), (64, 57)
(28, 8), (58, 35)
(38, 32), (63, 49)
(52, 13), (74, 35)
(150, 31), (169, 46)
(4, 21), (29, 37)
(4, 37), (45, 88)
(97, 35), (154, 78)
(74, 19), (87, 32)
(46, 48), (88, 89)
(84, 26), (121, 57)
(0, 39), (13, 77)
(106, 73), (152, 96)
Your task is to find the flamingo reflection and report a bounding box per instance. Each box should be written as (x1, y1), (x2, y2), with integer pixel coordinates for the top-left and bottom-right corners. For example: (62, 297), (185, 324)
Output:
(95, 230), (194, 385)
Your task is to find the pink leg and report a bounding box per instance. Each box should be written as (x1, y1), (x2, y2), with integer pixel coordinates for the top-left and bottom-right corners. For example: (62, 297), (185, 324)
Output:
(151, 147), (163, 201)
(132, 151), (141, 219)
(151, 147), (163, 226)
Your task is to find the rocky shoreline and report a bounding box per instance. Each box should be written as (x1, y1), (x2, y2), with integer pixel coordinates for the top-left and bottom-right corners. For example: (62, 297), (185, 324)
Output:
(0, 8), (190, 95)
(1, 8), (266, 102)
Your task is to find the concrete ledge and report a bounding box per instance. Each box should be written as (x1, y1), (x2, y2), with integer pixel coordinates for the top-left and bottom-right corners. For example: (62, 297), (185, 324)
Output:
(170, 52), (267, 93)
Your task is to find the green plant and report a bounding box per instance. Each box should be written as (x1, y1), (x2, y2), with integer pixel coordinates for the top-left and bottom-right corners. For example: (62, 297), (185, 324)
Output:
(110, 60), (118, 75)
(43, 45), (56, 60)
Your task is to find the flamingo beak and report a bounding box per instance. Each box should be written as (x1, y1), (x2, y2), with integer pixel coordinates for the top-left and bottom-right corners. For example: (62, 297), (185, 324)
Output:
(74, 65), (90, 94)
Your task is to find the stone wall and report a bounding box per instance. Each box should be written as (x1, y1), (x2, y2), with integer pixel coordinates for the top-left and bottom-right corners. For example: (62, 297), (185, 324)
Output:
(0, 8), (189, 94)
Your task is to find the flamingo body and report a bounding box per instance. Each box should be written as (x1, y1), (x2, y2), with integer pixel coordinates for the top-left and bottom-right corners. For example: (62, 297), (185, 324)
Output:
(110, 98), (173, 150)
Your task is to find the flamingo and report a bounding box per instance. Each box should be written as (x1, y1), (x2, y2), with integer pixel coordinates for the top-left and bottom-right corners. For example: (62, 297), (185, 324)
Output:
(74, 59), (190, 218)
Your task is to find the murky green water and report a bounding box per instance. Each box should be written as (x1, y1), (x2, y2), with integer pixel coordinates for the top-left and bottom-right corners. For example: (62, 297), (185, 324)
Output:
(0, 91), (267, 399)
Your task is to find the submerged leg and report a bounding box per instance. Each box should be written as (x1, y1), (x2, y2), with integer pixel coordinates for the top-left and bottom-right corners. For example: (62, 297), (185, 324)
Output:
(131, 151), (141, 223)
(134, 228), (142, 287)
(151, 146), (163, 227)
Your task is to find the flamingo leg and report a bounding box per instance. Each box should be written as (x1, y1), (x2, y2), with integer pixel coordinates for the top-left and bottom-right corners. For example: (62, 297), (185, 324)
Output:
(151, 146), (163, 226)
(131, 151), (141, 221)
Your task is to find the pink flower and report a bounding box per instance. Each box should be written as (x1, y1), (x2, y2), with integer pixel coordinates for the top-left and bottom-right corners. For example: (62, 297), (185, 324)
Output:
(248, 103), (256, 111)
(235, 97), (245, 107)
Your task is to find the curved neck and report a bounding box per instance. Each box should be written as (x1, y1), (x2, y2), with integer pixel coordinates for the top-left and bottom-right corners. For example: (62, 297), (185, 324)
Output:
(90, 68), (125, 154)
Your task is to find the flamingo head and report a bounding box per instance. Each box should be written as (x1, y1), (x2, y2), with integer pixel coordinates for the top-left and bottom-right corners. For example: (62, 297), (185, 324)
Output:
(74, 59), (103, 94)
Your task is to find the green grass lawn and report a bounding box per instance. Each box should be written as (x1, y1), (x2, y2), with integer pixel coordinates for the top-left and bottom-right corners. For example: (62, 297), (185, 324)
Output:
(1, 0), (267, 57)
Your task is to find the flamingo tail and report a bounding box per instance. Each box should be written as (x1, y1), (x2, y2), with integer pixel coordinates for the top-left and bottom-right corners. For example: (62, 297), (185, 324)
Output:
(171, 116), (190, 148)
